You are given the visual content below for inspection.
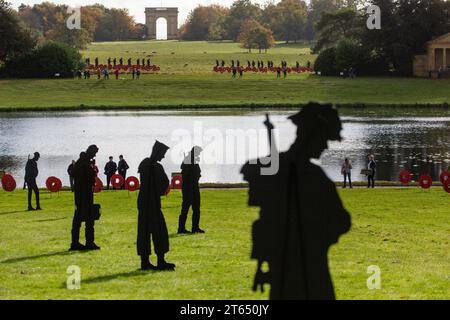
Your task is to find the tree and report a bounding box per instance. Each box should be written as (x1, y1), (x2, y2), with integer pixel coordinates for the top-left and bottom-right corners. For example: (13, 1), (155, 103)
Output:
(0, 0), (36, 64)
(262, 0), (308, 43)
(238, 20), (275, 53)
(220, 0), (263, 41)
(313, 8), (363, 52)
(306, 0), (344, 40)
(180, 5), (229, 41)
(93, 8), (138, 41)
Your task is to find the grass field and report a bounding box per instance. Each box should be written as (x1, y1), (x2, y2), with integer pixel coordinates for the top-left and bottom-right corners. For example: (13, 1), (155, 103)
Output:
(0, 188), (448, 300)
(1, 40), (450, 110)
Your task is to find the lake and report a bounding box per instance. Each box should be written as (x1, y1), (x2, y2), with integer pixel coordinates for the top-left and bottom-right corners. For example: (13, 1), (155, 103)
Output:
(0, 110), (449, 187)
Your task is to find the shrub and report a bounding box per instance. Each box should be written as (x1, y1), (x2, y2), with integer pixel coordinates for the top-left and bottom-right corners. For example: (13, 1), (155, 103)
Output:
(1, 41), (83, 78)
(314, 47), (338, 76)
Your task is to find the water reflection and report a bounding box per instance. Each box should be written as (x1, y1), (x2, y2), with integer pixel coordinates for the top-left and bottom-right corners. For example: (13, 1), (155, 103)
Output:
(0, 111), (449, 186)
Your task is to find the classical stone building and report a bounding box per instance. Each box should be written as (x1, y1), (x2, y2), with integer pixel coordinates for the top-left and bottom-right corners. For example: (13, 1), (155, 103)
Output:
(414, 32), (450, 78)
(145, 7), (178, 40)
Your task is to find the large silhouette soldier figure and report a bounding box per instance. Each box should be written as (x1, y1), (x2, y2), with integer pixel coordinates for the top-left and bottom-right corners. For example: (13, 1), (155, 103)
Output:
(70, 145), (100, 251)
(241, 103), (351, 300)
(178, 146), (204, 234)
(25, 152), (41, 211)
(137, 141), (175, 271)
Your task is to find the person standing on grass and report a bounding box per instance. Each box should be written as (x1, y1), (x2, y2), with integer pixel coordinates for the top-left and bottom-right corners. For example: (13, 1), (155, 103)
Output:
(96, 68), (101, 80)
(178, 146), (204, 234)
(132, 68), (136, 80)
(118, 155), (129, 189)
(239, 68), (244, 78)
(232, 67), (237, 78)
(137, 141), (175, 271)
(70, 146), (100, 251)
(341, 158), (353, 188)
(25, 152), (41, 211)
(136, 69), (141, 79)
(104, 156), (117, 190)
(67, 160), (75, 192)
(367, 155), (376, 188)
(115, 69), (119, 80)
(276, 67), (281, 78)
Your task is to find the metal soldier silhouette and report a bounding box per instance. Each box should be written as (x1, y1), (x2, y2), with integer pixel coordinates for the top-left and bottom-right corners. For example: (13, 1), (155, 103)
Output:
(241, 103), (351, 300)
(137, 141), (175, 271)
(70, 145), (100, 251)
(178, 146), (204, 234)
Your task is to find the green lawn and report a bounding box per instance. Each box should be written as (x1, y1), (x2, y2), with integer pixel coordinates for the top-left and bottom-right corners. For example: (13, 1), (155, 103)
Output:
(0, 188), (448, 300)
(1, 40), (450, 110)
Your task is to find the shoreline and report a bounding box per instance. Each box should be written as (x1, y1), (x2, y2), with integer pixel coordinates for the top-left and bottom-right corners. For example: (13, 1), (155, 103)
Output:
(1, 102), (449, 113)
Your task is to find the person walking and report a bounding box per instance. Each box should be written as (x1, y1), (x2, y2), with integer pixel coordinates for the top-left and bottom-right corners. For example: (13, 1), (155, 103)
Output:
(67, 160), (75, 192)
(341, 158), (353, 188)
(118, 155), (129, 190)
(178, 146), (204, 234)
(25, 152), (41, 211)
(103, 68), (109, 80)
(104, 156), (117, 190)
(137, 141), (175, 271)
(367, 155), (376, 188)
(70, 145), (100, 251)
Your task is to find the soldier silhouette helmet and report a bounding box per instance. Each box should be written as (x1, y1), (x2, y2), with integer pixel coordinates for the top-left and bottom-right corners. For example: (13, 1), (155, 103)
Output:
(289, 103), (342, 142)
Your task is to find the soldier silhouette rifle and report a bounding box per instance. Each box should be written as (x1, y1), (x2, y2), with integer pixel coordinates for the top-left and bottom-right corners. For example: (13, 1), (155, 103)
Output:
(242, 103), (351, 300)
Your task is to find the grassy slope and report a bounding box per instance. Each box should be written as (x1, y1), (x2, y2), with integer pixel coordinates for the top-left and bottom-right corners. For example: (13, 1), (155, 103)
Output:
(0, 188), (448, 300)
(1, 41), (450, 110)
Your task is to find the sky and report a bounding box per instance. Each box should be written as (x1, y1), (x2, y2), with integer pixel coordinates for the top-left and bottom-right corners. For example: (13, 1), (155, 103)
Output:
(9, 0), (302, 26)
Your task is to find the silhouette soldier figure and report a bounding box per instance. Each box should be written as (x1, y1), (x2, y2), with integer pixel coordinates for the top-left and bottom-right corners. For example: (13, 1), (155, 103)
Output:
(178, 146), (204, 234)
(137, 141), (175, 271)
(25, 152), (41, 211)
(70, 145), (100, 251)
(241, 103), (351, 300)
(118, 155), (129, 189)
(104, 156), (117, 190)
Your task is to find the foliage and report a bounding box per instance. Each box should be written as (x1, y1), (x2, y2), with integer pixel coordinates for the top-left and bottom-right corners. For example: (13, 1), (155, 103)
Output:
(1, 41), (83, 78)
(179, 5), (229, 41)
(0, 0), (36, 64)
(314, 0), (450, 76)
(314, 47), (338, 76)
(238, 20), (275, 53)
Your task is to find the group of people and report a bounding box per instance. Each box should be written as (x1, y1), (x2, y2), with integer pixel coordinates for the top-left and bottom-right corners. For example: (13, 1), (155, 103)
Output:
(340, 155), (377, 188)
(25, 144), (205, 271)
(75, 67), (142, 80)
(216, 59), (311, 70)
(87, 58), (152, 68)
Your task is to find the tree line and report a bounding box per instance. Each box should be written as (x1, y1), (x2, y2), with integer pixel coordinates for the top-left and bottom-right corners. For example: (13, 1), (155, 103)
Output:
(16, 2), (146, 49)
(313, 0), (450, 76)
(180, 0), (362, 43)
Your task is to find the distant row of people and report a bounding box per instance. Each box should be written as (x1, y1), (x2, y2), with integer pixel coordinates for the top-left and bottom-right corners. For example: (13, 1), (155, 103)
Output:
(216, 59), (311, 69)
(75, 68), (142, 80)
(87, 58), (152, 68)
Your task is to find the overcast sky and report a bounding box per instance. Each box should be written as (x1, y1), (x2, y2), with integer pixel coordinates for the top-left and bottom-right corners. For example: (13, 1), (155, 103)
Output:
(10, 0), (305, 26)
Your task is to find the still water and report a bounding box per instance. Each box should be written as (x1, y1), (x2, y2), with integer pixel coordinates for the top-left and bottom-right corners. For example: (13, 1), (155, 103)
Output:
(0, 110), (449, 187)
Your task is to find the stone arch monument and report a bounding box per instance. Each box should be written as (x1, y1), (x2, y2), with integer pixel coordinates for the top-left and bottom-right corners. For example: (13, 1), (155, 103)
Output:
(145, 7), (178, 40)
